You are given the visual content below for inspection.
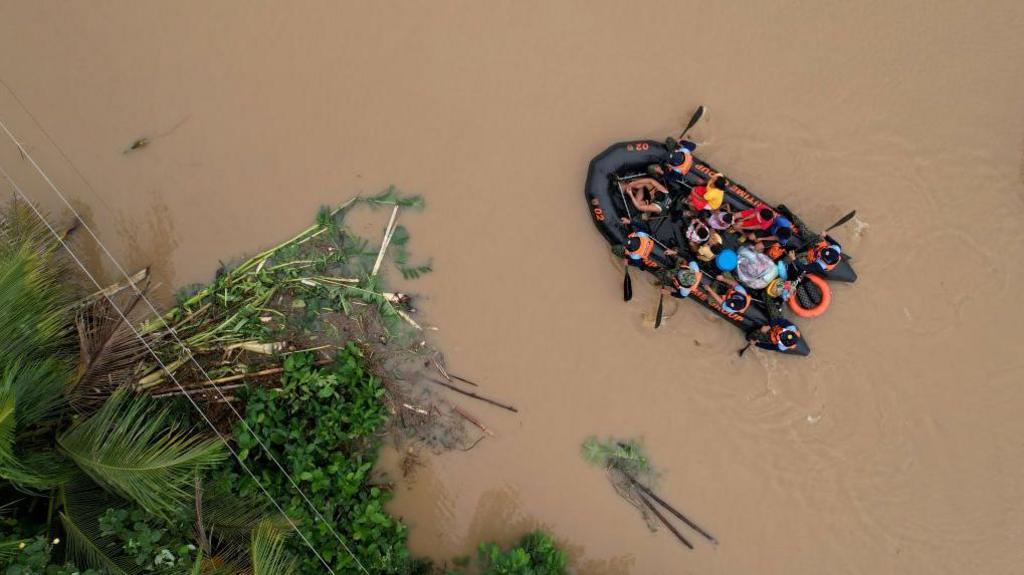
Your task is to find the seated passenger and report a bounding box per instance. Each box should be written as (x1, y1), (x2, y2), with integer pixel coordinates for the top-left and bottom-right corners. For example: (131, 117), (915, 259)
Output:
(688, 174), (727, 211)
(622, 177), (671, 215)
(662, 260), (705, 300)
(696, 240), (723, 263)
(613, 219), (676, 270)
(746, 216), (793, 260)
(747, 318), (802, 352)
(664, 138), (697, 181)
(707, 208), (735, 232)
(612, 231), (659, 270)
(788, 237), (842, 275)
(708, 275), (752, 316)
(685, 219), (712, 245)
(734, 205), (777, 231)
(754, 216), (794, 246)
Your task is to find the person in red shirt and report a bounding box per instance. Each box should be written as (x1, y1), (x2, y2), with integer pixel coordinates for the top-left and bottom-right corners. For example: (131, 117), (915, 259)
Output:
(734, 205), (777, 231)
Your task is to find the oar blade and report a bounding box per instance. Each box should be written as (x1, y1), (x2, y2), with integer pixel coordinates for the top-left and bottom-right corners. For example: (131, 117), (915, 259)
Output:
(655, 293), (664, 329)
(681, 105), (706, 137)
(825, 210), (856, 232)
(623, 267), (633, 301)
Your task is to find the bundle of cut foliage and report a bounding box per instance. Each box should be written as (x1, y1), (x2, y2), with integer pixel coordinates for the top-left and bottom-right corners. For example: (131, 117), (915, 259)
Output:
(582, 437), (717, 551)
(134, 189), (431, 400)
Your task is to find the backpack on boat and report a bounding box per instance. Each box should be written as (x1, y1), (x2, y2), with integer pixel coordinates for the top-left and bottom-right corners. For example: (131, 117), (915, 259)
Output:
(735, 246), (779, 289)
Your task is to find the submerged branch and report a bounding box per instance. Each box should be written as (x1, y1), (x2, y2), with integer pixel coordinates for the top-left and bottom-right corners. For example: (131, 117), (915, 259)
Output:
(453, 405), (494, 436)
(424, 378), (518, 413)
(638, 492), (694, 550)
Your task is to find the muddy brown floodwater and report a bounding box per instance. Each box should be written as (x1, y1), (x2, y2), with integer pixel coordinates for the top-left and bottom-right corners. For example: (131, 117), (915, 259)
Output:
(3, 1), (1024, 573)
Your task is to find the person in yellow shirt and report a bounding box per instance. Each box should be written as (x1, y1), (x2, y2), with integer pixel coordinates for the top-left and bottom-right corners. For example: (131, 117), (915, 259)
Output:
(687, 174), (727, 211)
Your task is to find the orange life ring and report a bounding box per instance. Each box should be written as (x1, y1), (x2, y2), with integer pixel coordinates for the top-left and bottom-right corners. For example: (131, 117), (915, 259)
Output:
(788, 274), (831, 318)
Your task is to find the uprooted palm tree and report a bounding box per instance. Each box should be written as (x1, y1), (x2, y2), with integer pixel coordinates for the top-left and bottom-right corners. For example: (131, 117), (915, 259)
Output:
(0, 199), (293, 573)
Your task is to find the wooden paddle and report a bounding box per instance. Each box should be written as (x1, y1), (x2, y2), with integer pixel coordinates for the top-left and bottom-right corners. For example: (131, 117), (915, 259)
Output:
(824, 210), (856, 232)
(679, 105), (706, 139)
(624, 266), (633, 302)
(618, 183), (636, 302)
(654, 292), (664, 329)
(737, 341), (753, 357)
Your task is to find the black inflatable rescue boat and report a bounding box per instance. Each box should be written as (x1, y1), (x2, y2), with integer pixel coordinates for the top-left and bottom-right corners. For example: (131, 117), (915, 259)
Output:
(585, 140), (811, 356)
(683, 159), (857, 283)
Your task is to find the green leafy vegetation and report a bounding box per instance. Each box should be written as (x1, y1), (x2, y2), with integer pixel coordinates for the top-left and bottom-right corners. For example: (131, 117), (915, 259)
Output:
(1, 535), (103, 575)
(581, 437), (652, 478)
(448, 531), (567, 575)
(219, 347), (410, 573)
(0, 195), (566, 574)
(58, 392), (226, 520)
(95, 508), (196, 572)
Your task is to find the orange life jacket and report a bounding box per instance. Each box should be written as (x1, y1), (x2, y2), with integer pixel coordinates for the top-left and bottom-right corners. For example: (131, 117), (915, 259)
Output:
(723, 288), (751, 314)
(669, 151), (693, 176)
(625, 232), (657, 268)
(765, 243), (786, 261)
(769, 323), (802, 350)
(805, 240), (840, 272)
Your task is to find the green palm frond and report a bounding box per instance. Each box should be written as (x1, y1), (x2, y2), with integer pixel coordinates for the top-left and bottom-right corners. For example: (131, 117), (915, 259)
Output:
(0, 199), (55, 257)
(0, 361), (70, 490)
(58, 477), (139, 574)
(0, 244), (74, 370)
(58, 391), (227, 519)
(249, 519), (296, 575)
(60, 513), (133, 575)
(4, 360), (68, 427)
(199, 490), (285, 540)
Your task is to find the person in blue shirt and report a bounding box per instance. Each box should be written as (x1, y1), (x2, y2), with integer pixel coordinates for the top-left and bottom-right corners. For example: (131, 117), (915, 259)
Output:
(661, 260), (706, 300)
(788, 239), (842, 275)
(708, 275), (751, 316)
(748, 318), (802, 352)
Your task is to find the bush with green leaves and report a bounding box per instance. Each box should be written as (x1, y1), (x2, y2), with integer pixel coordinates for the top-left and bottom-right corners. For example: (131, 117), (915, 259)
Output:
(472, 531), (567, 575)
(1, 534), (102, 575)
(222, 347), (411, 573)
(95, 508), (195, 573)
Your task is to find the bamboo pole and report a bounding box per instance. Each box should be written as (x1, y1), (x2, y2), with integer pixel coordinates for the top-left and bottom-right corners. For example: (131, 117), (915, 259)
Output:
(371, 205), (400, 277)
(453, 405), (494, 436)
(150, 358), (335, 397)
(84, 267), (150, 302)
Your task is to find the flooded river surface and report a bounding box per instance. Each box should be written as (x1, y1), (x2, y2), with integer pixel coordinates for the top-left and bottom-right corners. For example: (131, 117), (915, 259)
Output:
(3, 1), (1024, 572)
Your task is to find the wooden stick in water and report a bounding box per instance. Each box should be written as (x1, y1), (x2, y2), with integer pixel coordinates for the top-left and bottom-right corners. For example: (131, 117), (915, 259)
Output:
(453, 405), (494, 436)
(432, 358), (452, 382)
(449, 373), (480, 388)
(638, 492), (693, 550)
(626, 473), (718, 544)
(424, 378), (518, 413)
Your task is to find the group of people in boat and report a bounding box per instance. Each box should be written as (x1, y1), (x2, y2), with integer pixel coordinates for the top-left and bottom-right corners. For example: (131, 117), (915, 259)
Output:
(611, 137), (844, 353)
